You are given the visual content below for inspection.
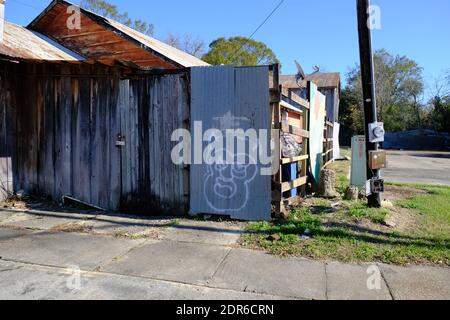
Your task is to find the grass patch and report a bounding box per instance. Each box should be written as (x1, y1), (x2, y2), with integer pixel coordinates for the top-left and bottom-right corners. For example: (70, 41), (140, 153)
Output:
(248, 207), (322, 235)
(242, 201), (450, 265)
(162, 218), (181, 227)
(397, 187), (450, 237)
(347, 202), (389, 224)
(241, 150), (450, 266)
(336, 176), (350, 196)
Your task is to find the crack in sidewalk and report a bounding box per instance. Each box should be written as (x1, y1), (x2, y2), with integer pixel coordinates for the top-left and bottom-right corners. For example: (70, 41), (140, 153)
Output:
(94, 238), (154, 272)
(378, 264), (395, 300)
(207, 247), (233, 286)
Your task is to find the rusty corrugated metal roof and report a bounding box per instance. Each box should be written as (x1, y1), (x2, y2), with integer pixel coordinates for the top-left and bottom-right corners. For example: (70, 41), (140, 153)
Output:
(0, 21), (85, 61)
(106, 19), (210, 68)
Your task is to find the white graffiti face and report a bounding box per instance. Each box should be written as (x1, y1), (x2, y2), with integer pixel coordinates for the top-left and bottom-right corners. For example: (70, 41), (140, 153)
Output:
(204, 152), (257, 213)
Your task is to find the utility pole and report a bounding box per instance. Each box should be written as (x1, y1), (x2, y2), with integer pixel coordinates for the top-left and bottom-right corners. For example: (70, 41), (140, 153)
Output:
(357, 0), (383, 207)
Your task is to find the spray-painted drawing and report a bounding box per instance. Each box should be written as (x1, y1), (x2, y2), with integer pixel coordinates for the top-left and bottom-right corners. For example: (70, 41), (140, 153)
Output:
(203, 152), (258, 212)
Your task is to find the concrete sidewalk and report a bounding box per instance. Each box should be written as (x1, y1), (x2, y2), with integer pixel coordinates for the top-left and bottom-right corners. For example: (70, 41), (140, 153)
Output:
(0, 209), (449, 300)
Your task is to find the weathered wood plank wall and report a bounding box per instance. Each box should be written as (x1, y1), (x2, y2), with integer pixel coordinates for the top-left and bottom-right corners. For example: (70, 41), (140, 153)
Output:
(3, 62), (123, 209)
(0, 61), (189, 214)
(119, 75), (189, 215)
(0, 64), (15, 201)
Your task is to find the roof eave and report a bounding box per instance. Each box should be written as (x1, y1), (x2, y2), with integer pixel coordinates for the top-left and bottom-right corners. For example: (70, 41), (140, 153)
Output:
(27, 0), (189, 69)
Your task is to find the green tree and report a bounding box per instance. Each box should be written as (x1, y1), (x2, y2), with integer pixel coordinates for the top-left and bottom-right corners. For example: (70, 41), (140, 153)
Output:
(429, 96), (450, 132)
(80, 0), (154, 36)
(426, 71), (450, 133)
(344, 49), (425, 133)
(202, 37), (279, 66)
(339, 88), (365, 144)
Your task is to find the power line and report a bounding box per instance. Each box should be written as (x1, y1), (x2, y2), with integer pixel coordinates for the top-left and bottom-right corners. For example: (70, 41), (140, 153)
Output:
(228, 0), (285, 64)
(248, 0), (285, 40)
(8, 0), (43, 11)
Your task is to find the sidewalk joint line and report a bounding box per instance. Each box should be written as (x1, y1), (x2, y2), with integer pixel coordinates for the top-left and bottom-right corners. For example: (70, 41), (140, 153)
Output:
(378, 264), (395, 300)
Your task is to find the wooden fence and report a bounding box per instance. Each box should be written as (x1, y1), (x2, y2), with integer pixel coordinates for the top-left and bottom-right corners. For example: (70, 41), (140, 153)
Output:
(270, 65), (334, 217)
(323, 121), (334, 168)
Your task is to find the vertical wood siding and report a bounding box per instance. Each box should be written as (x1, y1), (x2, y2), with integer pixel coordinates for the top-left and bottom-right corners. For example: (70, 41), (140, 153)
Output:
(119, 75), (189, 215)
(0, 62), (18, 201)
(0, 61), (189, 214)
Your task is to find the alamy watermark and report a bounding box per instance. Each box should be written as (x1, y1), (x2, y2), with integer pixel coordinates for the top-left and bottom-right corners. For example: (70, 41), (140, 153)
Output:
(66, 5), (81, 30)
(367, 5), (382, 30)
(367, 265), (382, 290)
(171, 121), (280, 176)
(66, 265), (82, 292)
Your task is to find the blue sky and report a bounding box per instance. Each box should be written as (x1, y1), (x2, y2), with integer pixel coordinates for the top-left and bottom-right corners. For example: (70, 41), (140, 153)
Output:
(4, 0), (450, 92)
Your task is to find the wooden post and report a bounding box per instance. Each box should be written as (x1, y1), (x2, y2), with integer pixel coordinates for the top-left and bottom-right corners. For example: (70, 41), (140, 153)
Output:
(301, 82), (310, 196)
(269, 64), (282, 216)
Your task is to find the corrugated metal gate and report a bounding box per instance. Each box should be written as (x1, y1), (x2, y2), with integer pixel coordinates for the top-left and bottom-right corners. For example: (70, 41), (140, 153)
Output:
(189, 66), (271, 221)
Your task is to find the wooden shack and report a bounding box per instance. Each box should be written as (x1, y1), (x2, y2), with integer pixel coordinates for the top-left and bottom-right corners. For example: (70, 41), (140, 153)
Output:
(0, 0), (333, 220)
(0, 1), (202, 214)
(0, 3), (275, 219)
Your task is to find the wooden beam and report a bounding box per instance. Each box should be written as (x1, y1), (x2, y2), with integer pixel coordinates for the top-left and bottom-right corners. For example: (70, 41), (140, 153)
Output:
(301, 83), (311, 195)
(281, 87), (310, 109)
(280, 100), (303, 115)
(270, 88), (281, 103)
(275, 176), (308, 193)
(281, 155), (309, 165)
(281, 123), (309, 139)
(272, 64), (280, 88)
(271, 100), (283, 213)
